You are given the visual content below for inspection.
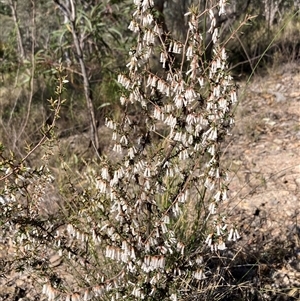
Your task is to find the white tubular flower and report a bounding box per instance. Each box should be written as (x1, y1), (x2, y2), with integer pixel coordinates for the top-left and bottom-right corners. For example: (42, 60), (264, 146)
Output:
(151, 76), (158, 87)
(208, 10), (216, 33)
(219, 0), (227, 15)
(157, 79), (170, 96)
(230, 90), (237, 103)
(210, 60), (218, 77)
(128, 20), (139, 32)
(112, 131), (117, 141)
(142, 46), (152, 60)
(97, 179), (107, 194)
(118, 74), (131, 89)
(143, 29), (155, 45)
(42, 284), (56, 300)
(83, 290), (91, 301)
(146, 74), (153, 87)
(234, 229), (240, 240)
(208, 144), (216, 156)
(131, 247), (136, 260)
(185, 87), (197, 102)
(213, 85), (221, 98)
(217, 239), (227, 250)
(101, 166), (110, 180)
(179, 149), (189, 160)
(173, 131), (182, 142)
(203, 127), (218, 141)
(214, 190), (222, 202)
(208, 202), (216, 214)
(209, 9), (215, 20)
(198, 77), (204, 87)
(216, 225), (222, 236)
(186, 45), (193, 60)
(194, 268), (206, 280)
(208, 127), (217, 141)
(153, 106), (164, 120)
(186, 56), (199, 79)
(126, 56), (138, 72)
(120, 135), (128, 145)
(128, 146), (136, 159)
(160, 51), (168, 68)
(173, 80), (185, 94)
(172, 41), (182, 54)
(186, 114), (196, 126)
(144, 179), (150, 190)
(222, 188), (228, 201)
(212, 28), (219, 44)
(132, 287), (144, 298)
(130, 88), (143, 103)
(221, 47), (227, 60)
(219, 98), (227, 111)
(161, 222), (168, 234)
(178, 190), (188, 203)
(113, 143), (122, 154)
(205, 233), (213, 247)
(164, 114), (177, 129)
(142, 13), (153, 26)
(166, 166), (174, 177)
(144, 166), (151, 177)
(174, 94), (185, 108)
(228, 228), (240, 241)
(189, 13), (198, 31)
(120, 95), (127, 105)
(204, 176), (215, 190)
(188, 21), (194, 31)
(141, 0), (154, 11)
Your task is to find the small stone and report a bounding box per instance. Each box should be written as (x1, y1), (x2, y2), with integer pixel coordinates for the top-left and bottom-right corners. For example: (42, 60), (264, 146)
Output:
(273, 138), (283, 144)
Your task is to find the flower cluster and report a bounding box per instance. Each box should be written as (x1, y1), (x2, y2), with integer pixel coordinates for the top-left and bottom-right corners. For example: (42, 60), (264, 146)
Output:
(91, 0), (239, 300)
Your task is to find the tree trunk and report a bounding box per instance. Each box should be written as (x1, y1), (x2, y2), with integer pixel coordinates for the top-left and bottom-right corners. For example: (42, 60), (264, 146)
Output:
(8, 0), (25, 60)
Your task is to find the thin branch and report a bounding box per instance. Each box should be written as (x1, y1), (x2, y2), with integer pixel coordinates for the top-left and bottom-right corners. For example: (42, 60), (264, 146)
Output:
(17, 0), (36, 144)
(8, 0), (25, 60)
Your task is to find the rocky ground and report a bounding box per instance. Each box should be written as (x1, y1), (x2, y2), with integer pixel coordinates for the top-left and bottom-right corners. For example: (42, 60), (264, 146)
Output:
(0, 63), (299, 300)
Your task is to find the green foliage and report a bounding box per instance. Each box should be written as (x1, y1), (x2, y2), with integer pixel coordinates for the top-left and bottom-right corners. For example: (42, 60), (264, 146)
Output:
(0, 1), (11, 16)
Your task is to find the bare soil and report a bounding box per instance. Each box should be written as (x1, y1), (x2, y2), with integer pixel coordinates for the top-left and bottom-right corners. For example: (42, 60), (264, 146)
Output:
(222, 62), (300, 298)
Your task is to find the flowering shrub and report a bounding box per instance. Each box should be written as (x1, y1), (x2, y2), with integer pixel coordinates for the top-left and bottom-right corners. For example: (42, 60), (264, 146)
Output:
(0, 1), (246, 301)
